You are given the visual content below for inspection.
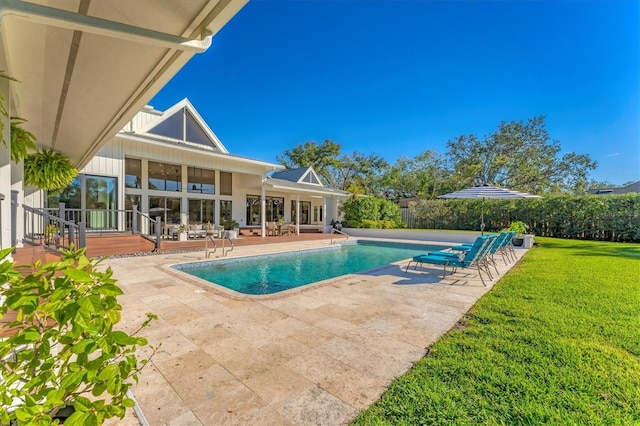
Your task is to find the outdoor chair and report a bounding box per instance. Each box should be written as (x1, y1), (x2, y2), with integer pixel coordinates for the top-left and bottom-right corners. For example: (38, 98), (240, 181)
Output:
(405, 235), (494, 286)
(266, 222), (278, 236)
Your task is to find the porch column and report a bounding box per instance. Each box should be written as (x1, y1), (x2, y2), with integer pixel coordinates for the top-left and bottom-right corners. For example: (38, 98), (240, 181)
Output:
(260, 180), (266, 237)
(295, 193), (300, 235)
(0, 76), (12, 253)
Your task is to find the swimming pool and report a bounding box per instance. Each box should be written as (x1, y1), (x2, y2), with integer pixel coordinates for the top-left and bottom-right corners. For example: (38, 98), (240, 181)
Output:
(173, 240), (442, 295)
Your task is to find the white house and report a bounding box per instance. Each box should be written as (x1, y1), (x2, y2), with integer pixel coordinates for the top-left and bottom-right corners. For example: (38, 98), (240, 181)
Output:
(0, 0), (249, 252)
(47, 99), (349, 237)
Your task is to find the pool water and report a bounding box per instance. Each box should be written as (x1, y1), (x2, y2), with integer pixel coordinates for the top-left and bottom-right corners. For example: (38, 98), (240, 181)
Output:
(173, 240), (441, 295)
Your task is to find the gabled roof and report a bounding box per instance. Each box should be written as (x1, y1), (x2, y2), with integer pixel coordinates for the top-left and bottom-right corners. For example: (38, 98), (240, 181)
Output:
(588, 181), (640, 195)
(271, 166), (323, 186)
(266, 166), (349, 198)
(135, 99), (228, 153)
(264, 178), (350, 198)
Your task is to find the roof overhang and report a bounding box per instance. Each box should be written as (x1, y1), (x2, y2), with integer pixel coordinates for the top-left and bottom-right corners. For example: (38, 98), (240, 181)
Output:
(264, 178), (350, 198)
(118, 132), (284, 174)
(0, 0), (248, 168)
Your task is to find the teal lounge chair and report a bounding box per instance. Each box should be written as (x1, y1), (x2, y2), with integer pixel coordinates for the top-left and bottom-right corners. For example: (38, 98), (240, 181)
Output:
(405, 235), (494, 286)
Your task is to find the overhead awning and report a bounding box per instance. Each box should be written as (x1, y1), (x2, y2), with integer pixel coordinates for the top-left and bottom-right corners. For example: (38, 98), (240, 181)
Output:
(0, 0), (248, 168)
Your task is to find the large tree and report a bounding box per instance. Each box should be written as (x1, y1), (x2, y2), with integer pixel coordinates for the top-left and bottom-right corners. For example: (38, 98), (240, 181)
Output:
(277, 140), (387, 191)
(276, 139), (341, 186)
(331, 151), (388, 193)
(378, 149), (449, 201)
(446, 116), (596, 194)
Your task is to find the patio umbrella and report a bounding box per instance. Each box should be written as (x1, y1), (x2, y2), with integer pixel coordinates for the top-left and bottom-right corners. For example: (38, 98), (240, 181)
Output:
(438, 184), (541, 234)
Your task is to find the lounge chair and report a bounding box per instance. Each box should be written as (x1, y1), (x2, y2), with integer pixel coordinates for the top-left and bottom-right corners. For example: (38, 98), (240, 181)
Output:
(405, 235), (494, 286)
(436, 232), (511, 276)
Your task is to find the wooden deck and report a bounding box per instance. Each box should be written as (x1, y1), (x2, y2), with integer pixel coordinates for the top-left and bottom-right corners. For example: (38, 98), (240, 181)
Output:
(12, 231), (347, 262)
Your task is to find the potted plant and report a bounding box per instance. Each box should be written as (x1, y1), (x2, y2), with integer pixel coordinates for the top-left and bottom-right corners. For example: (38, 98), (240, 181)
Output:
(0, 247), (157, 425)
(177, 224), (188, 241)
(44, 223), (58, 246)
(222, 219), (239, 239)
(508, 221), (528, 246)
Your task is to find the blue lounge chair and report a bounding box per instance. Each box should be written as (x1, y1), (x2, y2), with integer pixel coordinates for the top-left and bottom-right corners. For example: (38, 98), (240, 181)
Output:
(425, 233), (505, 277)
(405, 235), (494, 286)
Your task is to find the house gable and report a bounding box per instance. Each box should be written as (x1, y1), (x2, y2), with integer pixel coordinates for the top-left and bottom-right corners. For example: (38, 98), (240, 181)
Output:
(271, 166), (324, 186)
(135, 99), (229, 153)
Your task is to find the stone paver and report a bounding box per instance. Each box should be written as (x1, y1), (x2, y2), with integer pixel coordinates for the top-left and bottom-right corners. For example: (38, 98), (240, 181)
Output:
(104, 238), (526, 425)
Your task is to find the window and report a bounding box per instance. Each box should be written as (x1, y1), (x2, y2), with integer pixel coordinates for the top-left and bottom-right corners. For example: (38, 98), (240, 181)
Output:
(148, 161), (181, 192)
(246, 195), (283, 224)
(220, 200), (233, 226)
(220, 171), (232, 196)
(187, 167), (215, 194)
(48, 176), (81, 209)
(149, 196), (181, 224)
(302, 172), (321, 185)
(246, 196), (261, 226)
(48, 174), (117, 229)
(189, 199), (215, 224)
(125, 158), (141, 188)
(314, 206), (323, 223)
(291, 200), (311, 225)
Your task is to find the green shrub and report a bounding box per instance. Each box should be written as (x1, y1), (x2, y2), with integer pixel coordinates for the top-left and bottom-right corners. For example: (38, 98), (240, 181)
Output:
(343, 197), (403, 229)
(0, 247), (157, 425)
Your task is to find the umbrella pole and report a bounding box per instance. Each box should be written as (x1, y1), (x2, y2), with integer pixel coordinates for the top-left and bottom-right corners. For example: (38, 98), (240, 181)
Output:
(481, 197), (485, 235)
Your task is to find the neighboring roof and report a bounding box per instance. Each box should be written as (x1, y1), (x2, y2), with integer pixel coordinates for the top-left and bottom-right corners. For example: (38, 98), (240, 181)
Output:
(0, 0), (248, 168)
(134, 98), (228, 153)
(271, 166), (323, 186)
(587, 181), (640, 195)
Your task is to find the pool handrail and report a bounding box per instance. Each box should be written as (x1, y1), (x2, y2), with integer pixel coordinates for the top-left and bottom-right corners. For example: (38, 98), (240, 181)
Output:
(330, 228), (350, 245)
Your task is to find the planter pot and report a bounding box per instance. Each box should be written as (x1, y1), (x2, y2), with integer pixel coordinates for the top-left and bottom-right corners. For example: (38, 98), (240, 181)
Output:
(178, 232), (188, 242)
(523, 234), (535, 249)
(225, 230), (238, 240)
(512, 237), (524, 247)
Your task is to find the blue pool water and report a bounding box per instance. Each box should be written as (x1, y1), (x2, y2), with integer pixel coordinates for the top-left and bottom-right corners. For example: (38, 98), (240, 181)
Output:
(173, 240), (442, 295)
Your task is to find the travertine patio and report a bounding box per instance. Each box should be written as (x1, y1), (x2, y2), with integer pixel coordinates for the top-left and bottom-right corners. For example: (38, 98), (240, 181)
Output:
(104, 237), (525, 425)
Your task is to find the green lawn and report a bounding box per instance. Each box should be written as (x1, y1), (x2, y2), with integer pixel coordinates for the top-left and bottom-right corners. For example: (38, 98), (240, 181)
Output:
(352, 238), (640, 425)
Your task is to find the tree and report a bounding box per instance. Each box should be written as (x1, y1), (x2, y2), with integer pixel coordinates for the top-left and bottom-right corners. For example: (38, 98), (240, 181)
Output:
(378, 149), (449, 201)
(276, 139), (341, 186)
(446, 116), (596, 194)
(331, 151), (388, 193)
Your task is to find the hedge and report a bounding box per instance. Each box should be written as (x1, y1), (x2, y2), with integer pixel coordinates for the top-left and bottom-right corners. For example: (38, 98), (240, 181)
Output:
(342, 196), (404, 229)
(406, 194), (640, 242)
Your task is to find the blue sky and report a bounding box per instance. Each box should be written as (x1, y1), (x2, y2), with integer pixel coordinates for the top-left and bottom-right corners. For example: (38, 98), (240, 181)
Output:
(151, 0), (640, 185)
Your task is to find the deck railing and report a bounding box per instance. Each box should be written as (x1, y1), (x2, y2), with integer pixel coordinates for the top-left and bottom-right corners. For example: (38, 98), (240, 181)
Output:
(25, 204), (162, 251)
(23, 205), (85, 251)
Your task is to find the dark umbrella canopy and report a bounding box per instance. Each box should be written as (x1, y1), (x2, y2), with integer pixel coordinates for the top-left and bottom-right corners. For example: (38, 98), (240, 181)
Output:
(438, 184), (541, 234)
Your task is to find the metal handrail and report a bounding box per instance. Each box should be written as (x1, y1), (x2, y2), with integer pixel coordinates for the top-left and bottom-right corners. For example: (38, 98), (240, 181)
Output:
(222, 231), (234, 256)
(23, 204), (85, 250)
(330, 228), (350, 245)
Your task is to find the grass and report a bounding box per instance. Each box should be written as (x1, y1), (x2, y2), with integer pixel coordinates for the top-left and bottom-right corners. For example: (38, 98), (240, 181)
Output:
(351, 238), (640, 425)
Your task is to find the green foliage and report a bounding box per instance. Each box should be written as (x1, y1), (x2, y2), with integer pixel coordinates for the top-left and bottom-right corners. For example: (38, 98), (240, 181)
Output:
(446, 116), (597, 194)
(352, 238), (640, 425)
(24, 148), (79, 192)
(407, 194), (640, 242)
(276, 139), (342, 186)
(0, 247), (157, 425)
(342, 196), (403, 228)
(508, 220), (528, 236)
(221, 219), (239, 230)
(9, 117), (37, 163)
